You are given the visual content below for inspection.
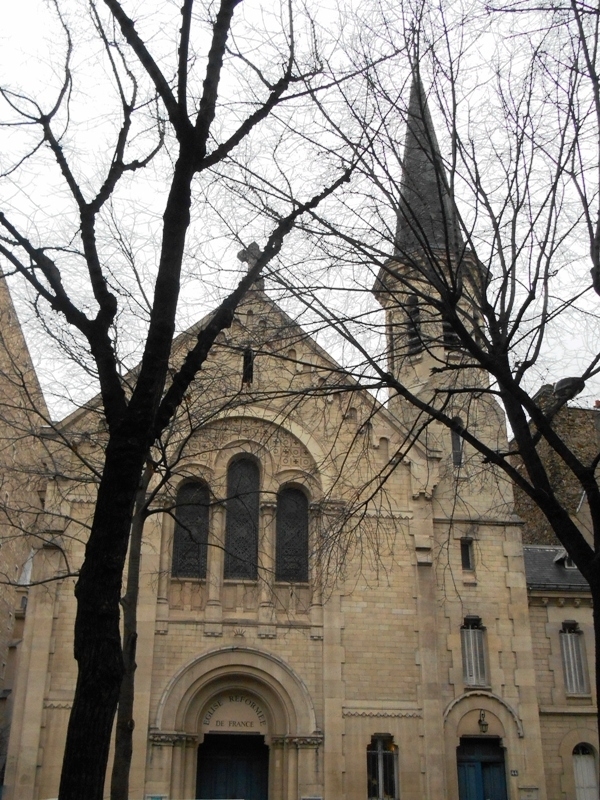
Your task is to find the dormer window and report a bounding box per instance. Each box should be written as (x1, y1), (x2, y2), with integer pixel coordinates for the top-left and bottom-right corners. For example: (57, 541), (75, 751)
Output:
(554, 548), (577, 569)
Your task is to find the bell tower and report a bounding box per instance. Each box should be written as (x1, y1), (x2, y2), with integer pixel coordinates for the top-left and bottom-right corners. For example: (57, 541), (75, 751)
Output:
(374, 74), (485, 404)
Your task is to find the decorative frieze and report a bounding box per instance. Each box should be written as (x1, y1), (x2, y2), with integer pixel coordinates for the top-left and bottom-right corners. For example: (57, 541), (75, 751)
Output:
(342, 709), (422, 718)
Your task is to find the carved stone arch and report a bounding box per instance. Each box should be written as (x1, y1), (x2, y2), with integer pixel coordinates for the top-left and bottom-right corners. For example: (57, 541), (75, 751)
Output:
(214, 408), (330, 490)
(443, 692), (526, 800)
(558, 726), (599, 799)
(444, 691), (524, 738)
(274, 468), (322, 502)
(155, 646), (318, 739)
(212, 437), (274, 495)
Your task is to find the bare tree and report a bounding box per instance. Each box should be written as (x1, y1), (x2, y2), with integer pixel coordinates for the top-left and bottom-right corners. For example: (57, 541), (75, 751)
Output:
(0, 1), (354, 797)
(257, 0), (600, 735)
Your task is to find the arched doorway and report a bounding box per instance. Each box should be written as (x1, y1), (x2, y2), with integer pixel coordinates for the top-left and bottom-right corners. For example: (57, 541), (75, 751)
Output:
(457, 737), (508, 800)
(196, 690), (271, 800)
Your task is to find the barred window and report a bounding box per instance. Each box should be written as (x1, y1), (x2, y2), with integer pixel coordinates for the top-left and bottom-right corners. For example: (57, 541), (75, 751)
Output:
(276, 487), (309, 582)
(561, 621), (589, 695)
(367, 734), (399, 800)
(224, 458), (259, 580)
(172, 482), (209, 578)
(461, 616), (488, 687)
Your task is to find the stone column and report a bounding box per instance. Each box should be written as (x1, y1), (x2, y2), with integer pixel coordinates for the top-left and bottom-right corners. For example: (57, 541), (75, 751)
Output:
(309, 502), (323, 640)
(296, 735), (324, 798)
(286, 739), (298, 800)
(270, 737), (286, 800)
(155, 511), (171, 634)
(4, 563), (58, 800)
(182, 735), (198, 798)
(258, 501), (277, 638)
(205, 503), (224, 637)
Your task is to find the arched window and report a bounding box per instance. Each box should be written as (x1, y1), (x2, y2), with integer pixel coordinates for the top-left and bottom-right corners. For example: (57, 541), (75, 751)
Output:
(451, 417), (464, 467)
(276, 487), (309, 582)
(573, 744), (598, 800)
(172, 482), (209, 578)
(224, 458), (260, 580)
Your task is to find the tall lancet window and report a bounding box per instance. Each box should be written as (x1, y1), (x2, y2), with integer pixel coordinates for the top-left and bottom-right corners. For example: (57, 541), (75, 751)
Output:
(172, 482), (209, 579)
(406, 295), (423, 354)
(276, 487), (309, 582)
(224, 457), (260, 580)
(451, 417), (464, 467)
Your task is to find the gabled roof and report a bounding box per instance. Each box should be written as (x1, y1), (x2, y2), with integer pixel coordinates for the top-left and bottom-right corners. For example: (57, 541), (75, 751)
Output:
(523, 545), (589, 592)
(395, 75), (463, 258)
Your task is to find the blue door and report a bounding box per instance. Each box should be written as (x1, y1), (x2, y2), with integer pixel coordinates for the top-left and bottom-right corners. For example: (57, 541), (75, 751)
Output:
(196, 734), (269, 800)
(457, 738), (508, 800)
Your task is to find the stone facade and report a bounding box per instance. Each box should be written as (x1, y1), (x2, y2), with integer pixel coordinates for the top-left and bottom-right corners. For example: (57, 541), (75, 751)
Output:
(0, 75), (598, 800)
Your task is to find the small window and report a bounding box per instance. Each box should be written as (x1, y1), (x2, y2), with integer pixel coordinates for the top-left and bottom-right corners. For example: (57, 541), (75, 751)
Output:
(573, 743), (598, 800)
(561, 621), (589, 695)
(461, 616), (488, 687)
(451, 418), (464, 467)
(442, 314), (461, 349)
(276, 488), (309, 582)
(172, 482), (209, 578)
(460, 538), (474, 571)
(224, 458), (260, 580)
(242, 347), (254, 386)
(367, 734), (399, 800)
(406, 295), (423, 355)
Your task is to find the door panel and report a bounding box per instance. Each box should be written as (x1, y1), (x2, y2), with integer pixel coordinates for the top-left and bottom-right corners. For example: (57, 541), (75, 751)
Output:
(196, 734), (269, 800)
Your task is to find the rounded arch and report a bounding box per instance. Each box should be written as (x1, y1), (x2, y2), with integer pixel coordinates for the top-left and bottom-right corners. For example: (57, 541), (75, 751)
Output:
(155, 646), (318, 739)
(444, 691), (524, 738)
(558, 727), (599, 798)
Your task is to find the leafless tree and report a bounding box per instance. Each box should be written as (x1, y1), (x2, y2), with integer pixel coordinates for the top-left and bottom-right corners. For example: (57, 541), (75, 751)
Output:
(254, 0), (600, 736)
(0, 1), (355, 797)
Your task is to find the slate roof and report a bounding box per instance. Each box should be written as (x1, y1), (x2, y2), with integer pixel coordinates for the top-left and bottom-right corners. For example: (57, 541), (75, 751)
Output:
(523, 545), (589, 592)
(395, 75), (463, 257)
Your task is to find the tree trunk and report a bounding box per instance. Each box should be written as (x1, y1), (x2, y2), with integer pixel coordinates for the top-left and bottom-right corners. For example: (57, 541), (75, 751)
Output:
(58, 435), (147, 800)
(110, 463), (153, 800)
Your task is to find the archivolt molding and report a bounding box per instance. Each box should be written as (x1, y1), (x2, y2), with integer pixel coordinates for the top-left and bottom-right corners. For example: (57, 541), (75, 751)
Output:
(443, 691), (524, 738)
(155, 645), (317, 737)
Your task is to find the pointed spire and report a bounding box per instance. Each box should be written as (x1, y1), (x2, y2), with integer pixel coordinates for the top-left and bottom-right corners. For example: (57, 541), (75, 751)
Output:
(395, 74), (463, 258)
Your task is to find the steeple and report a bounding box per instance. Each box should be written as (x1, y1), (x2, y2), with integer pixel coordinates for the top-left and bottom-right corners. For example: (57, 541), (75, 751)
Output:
(395, 75), (463, 258)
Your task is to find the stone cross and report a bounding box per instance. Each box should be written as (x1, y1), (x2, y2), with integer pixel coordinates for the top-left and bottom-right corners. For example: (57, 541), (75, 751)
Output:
(237, 241), (264, 289)
(237, 241), (261, 270)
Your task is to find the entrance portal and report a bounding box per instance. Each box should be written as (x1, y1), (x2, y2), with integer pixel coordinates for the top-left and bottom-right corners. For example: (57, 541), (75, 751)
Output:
(196, 734), (269, 800)
(457, 737), (508, 800)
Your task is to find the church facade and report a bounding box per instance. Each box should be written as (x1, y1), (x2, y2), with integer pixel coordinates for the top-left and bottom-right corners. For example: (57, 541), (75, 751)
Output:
(0, 77), (598, 800)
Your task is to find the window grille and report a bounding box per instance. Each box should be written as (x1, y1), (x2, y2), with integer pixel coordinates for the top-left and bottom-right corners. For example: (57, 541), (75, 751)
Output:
(276, 488), (309, 582)
(406, 296), (423, 355)
(461, 617), (488, 686)
(224, 458), (259, 580)
(367, 735), (399, 800)
(172, 482), (209, 578)
(451, 418), (464, 467)
(561, 622), (589, 695)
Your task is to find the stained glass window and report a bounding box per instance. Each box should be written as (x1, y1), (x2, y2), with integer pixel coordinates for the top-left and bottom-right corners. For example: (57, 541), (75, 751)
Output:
(276, 487), (309, 582)
(172, 482), (209, 578)
(224, 458), (259, 580)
